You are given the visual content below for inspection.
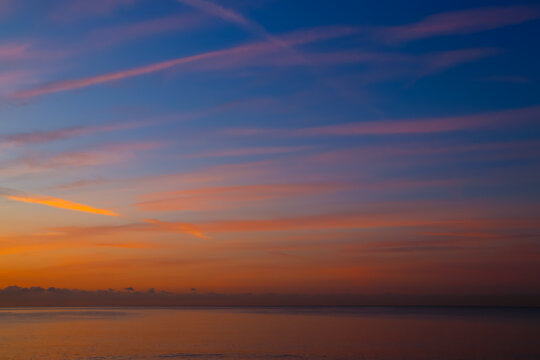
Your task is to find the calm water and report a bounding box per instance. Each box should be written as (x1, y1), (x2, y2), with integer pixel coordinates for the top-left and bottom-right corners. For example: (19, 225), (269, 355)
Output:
(0, 307), (539, 360)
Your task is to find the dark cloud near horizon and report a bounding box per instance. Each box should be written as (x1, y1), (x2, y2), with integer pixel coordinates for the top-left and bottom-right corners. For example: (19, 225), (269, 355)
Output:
(1, 286), (539, 307)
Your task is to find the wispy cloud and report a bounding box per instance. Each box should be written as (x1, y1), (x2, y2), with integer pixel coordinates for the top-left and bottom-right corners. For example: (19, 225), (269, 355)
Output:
(84, 12), (208, 50)
(196, 207), (540, 235)
(333, 47), (498, 87)
(177, 0), (271, 39)
(11, 26), (358, 99)
(183, 145), (312, 159)
(303, 139), (540, 167)
(0, 188), (119, 216)
(1, 121), (145, 147)
(0, 70), (39, 94)
(177, 0), (331, 74)
(0, 43), (70, 95)
(375, 5), (540, 43)
(46, 202), (507, 240)
(421, 48), (498, 76)
(0, 43), (31, 63)
(137, 183), (343, 211)
(0, 141), (160, 178)
(45, 218), (209, 240)
(229, 105), (540, 137)
(143, 219), (209, 239)
(94, 206), (539, 238)
(48, 178), (111, 191)
(199, 213), (441, 234)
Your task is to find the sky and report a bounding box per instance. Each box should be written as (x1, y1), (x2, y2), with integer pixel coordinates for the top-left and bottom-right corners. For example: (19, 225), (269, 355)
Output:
(1, 0), (539, 302)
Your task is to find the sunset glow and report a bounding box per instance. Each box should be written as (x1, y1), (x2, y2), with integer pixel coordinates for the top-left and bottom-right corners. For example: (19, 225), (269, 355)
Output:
(0, 0), (539, 304)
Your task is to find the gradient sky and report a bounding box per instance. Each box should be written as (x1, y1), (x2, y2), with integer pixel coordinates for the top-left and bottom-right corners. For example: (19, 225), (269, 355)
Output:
(1, 0), (539, 297)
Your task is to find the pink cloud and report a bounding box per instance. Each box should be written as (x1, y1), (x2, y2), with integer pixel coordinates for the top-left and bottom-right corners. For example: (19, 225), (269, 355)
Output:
(184, 145), (312, 159)
(0, 43), (32, 63)
(133, 160), (281, 190)
(0, 70), (39, 94)
(351, 47), (497, 86)
(186, 49), (404, 71)
(423, 48), (499, 75)
(85, 12), (208, 50)
(299, 105), (540, 135)
(377, 5), (540, 42)
(176, 0), (321, 74)
(304, 140), (540, 166)
(230, 105), (540, 137)
(48, 178), (111, 191)
(177, 0), (270, 39)
(203, 47), (493, 71)
(1, 121), (145, 146)
(0, 141), (161, 178)
(11, 26), (358, 99)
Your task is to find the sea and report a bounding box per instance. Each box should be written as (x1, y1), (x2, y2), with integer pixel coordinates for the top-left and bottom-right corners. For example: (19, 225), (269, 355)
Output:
(0, 307), (539, 360)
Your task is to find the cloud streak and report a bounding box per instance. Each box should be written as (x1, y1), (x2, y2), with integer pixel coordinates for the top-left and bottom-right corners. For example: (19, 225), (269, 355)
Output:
(0, 141), (160, 178)
(11, 26), (358, 99)
(1, 121), (144, 146)
(230, 105), (540, 137)
(376, 5), (540, 42)
(45, 218), (208, 240)
(177, 0), (271, 39)
(84, 12), (208, 50)
(0, 188), (119, 216)
(184, 145), (313, 159)
(0, 43), (31, 63)
(143, 219), (209, 239)
(137, 183), (343, 211)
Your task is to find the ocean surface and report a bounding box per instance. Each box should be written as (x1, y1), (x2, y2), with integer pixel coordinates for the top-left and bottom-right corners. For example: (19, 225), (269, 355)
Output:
(0, 307), (539, 360)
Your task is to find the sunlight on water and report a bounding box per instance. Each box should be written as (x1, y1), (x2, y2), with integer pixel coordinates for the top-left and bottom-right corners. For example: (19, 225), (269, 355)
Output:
(0, 307), (539, 360)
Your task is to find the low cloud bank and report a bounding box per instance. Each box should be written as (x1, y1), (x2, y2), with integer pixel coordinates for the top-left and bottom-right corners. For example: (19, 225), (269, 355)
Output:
(1, 286), (538, 307)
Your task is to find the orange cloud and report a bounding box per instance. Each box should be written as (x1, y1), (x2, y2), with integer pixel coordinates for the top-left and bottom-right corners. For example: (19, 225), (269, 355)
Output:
(55, 211), (414, 241)
(44, 218), (208, 240)
(143, 219), (209, 239)
(137, 183), (343, 211)
(0, 237), (152, 256)
(199, 213), (440, 234)
(2, 190), (118, 216)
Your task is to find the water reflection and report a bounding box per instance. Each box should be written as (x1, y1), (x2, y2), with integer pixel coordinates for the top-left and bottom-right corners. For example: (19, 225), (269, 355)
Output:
(0, 307), (538, 360)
